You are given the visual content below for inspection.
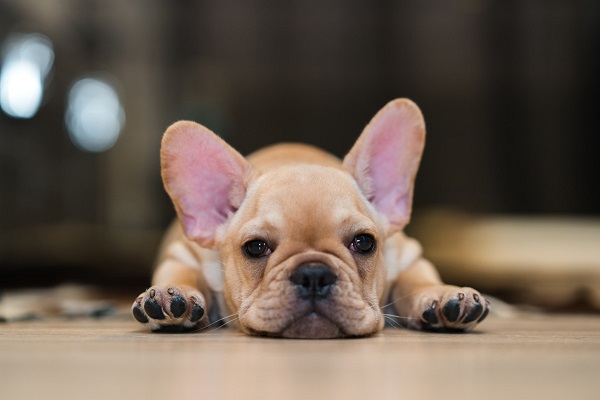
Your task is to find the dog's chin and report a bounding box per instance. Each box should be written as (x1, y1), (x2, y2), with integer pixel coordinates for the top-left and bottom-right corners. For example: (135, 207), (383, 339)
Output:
(280, 312), (343, 339)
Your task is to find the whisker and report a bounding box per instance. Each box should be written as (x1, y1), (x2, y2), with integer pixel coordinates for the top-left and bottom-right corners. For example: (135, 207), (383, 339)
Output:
(379, 289), (422, 310)
(382, 313), (418, 321)
(202, 312), (239, 330)
(383, 315), (404, 330)
(382, 311), (422, 330)
(205, 316), (239, 334)
(366, 296), (418, 330)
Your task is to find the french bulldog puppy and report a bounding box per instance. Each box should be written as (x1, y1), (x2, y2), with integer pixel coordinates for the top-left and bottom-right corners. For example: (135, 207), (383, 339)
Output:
(132, 99), (489, 338)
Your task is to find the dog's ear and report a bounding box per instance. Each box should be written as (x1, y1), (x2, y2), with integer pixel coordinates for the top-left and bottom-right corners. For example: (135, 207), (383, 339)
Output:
(343, 99), (425, 234)
(161, 121), (253, 248)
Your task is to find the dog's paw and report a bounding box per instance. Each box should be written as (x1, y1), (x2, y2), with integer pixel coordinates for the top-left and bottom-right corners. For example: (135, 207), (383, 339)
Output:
(131, 286), (207, 332)
(410, 285), (490, 332)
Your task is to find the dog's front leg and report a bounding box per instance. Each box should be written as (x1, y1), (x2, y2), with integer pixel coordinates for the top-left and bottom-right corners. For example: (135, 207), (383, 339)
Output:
(390, 258), (490, 331)
(132, 233), (212, 332)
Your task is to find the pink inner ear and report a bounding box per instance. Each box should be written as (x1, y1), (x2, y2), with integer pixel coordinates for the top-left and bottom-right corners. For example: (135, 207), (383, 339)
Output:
(161, 121), (250, 247)
(344, 99), (425, 233)
(370, 109), (423, 199)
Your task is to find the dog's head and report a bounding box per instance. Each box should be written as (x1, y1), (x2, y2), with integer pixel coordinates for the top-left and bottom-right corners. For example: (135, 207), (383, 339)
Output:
(161, 99), (425, 338)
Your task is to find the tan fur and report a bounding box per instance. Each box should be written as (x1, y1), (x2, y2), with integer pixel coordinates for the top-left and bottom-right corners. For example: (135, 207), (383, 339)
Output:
(132, 99), (489, 337)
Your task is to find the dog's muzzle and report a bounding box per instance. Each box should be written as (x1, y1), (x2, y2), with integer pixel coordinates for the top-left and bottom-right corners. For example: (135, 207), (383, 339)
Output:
(281, 263), (342, 338)
(289, 263), (337, 300)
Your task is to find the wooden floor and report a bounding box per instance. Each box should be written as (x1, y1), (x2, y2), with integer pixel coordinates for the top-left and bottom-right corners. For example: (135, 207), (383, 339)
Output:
(1, 313), (600, 400)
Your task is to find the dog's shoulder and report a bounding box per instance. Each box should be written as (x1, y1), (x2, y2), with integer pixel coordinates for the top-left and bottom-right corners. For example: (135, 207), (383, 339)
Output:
(157, 221), (223, 291)
(384, 232), (423, 281)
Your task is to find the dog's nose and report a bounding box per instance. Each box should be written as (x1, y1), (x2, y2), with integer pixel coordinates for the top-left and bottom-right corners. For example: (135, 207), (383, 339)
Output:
(289, 264), (338, 299)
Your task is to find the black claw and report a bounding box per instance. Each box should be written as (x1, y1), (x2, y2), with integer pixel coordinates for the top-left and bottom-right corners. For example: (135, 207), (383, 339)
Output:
(443, 299), (461, 322)
(462, 302), (484, 323)
(144, 299), (165, 320)
(422, 301), (439, 324)
(132, 305), (148, 323)
(170, 295), (187, 318)
(477, 307), (490, 323)
(189, 303), (205, 322)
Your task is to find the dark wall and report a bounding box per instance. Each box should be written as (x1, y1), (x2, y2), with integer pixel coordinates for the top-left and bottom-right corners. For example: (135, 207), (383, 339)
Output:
(1, 0), (599, 235)
(166, 0), (600, 215)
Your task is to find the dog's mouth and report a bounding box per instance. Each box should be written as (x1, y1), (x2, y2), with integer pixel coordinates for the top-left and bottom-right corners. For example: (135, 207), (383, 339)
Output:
(244, 309), (344, 339)
(280, 311), (342, 339)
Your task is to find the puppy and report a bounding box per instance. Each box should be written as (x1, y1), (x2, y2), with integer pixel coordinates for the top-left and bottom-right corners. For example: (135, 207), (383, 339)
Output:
(132, 99), (489, 338)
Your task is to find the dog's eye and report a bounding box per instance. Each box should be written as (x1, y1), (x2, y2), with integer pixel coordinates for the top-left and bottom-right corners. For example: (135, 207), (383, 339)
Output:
(244, 240), (272, 258)
(349, 234), (376, 254)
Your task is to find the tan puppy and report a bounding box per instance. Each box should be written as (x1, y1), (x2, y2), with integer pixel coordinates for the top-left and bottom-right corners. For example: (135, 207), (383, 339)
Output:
(132, 99), (489, 338)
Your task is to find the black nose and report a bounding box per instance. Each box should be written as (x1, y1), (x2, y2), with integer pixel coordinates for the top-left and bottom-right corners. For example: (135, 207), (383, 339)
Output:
(289, 264), (338, 299)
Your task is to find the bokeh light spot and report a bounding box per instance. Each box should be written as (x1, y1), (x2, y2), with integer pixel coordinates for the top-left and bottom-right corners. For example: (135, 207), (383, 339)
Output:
(0, 33), (54, 119)
(65, 77), (125, 153)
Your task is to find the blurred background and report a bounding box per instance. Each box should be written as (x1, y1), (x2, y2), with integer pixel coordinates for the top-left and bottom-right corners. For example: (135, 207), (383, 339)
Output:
(1, 0), (599, 313)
